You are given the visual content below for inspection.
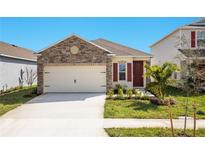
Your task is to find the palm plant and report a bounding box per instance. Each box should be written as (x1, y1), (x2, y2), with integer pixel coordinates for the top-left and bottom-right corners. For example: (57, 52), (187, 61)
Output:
(145, 62), (179, 137)
(145, 62), (179, 100)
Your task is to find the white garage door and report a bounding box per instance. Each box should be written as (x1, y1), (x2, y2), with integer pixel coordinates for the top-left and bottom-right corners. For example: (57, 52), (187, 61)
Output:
(44, 65), (106, 93)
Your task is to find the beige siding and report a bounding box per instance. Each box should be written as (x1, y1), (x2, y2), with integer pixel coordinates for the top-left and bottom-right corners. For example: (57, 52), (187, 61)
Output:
(112, 57), (148, 88)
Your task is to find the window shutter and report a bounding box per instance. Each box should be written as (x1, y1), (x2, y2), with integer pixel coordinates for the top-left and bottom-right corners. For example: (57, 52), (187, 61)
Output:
(127, 63), (132, 82)
(113, 63), (118, 82)
(191, 31), (196, 48)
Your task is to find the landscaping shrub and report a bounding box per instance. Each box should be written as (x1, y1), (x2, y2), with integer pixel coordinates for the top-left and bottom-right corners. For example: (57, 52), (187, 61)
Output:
(136, 96), (150, 100)
(117, 88), (124, 99)
(196, 110), (205, 115)
(107, 89), (114, 99)
(166, 98), (177, 105)
(150, 97), (162, 105)
(13, 86), (23, 90)
(150, 97), (177, 106)
(115, 84), (127, 93)
(0, 85), (24, 95)
(134, 89), (143, 97)
(116, 84), (123, 90)
(126, 89), (133, 99)
(23, 87), (38, 97)
(31, 87), (38, 95)
(146, 82), (161, 98)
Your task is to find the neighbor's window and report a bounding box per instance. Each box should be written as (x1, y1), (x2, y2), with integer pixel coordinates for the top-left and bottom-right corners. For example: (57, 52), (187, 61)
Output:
(197, 31), (205, 47)
(119, 63), (126, 80)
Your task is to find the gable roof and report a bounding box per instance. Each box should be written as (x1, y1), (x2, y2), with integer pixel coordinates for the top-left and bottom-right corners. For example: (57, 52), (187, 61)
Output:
(92, 38), (151, 57)
(0, 41), (37, 61)
(39, 34), (151, 57)
(38, 34), (112, 54)
(150, 18), (205, 48)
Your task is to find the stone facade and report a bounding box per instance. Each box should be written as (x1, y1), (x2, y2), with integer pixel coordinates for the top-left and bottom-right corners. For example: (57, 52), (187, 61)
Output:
(37, 35), (112, 94)
(106, 56), (113, 90)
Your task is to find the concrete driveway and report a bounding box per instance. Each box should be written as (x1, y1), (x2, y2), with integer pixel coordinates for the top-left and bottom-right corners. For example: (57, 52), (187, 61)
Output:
(0, 93), (107, 137)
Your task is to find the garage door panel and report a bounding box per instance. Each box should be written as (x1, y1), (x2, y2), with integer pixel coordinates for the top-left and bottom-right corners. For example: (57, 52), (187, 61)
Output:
(44, 66), (106, 93)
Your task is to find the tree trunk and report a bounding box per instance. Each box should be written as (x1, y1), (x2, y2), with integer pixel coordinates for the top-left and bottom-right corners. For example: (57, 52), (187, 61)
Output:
(193, 102), (196, 137)
(183, 93), (189, 135)
(168, 101), (174, 137)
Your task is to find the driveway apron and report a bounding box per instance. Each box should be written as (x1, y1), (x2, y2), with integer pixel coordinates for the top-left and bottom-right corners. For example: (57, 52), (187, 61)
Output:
(0, 93), (107, 137)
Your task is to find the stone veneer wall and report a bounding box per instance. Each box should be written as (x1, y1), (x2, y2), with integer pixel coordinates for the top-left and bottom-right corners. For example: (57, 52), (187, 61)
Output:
(145, 59), (151, 84)
(37, 35), (112, 94)
(106, 56), (113, 91)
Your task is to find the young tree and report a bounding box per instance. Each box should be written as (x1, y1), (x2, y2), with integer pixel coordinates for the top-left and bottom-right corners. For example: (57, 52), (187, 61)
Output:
(18, 69), (24, 88)
(145, 62), (179, 137)
(24, 67), (37, 86)
(176, 34), (205, 136)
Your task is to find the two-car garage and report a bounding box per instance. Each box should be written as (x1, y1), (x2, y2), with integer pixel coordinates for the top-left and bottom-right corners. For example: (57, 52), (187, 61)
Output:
(43, 65), (106, 93)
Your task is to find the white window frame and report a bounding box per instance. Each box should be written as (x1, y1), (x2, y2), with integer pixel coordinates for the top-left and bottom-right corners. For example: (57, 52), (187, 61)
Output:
(119, 63), (126, 81)
(196, 31), (205, 48)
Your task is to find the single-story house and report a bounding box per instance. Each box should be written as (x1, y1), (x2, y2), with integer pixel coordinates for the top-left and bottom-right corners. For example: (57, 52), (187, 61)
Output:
(0, 41), (37, 91)
(37, 34), (152, 94)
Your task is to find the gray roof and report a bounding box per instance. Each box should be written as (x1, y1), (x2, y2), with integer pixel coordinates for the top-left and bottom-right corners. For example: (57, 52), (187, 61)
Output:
(188, 18), (205, 27)
(92, 38), (151, 57)
(0, 41), (37, 61)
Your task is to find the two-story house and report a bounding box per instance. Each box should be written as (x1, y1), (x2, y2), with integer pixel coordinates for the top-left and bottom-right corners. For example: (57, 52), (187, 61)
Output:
(150, 18), (205, 80)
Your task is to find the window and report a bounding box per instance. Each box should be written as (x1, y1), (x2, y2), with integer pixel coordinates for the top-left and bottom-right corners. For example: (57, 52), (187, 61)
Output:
(119, 63), (126, 80)
(197, 31), (205, 47)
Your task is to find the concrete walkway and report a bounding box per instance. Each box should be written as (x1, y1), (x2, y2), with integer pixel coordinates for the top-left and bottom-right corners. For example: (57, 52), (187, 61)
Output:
(0, 93), (107, 137)
(104, 119), (205, 129)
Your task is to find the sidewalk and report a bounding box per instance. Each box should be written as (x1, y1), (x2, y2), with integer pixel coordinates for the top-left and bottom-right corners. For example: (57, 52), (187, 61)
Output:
(104, 119), (205, 129)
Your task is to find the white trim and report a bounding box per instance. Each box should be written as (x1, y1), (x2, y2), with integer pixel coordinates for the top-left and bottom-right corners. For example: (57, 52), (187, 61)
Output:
(128, 62), (132, 83)
(196, 30), (205, 49)
(150, 26), (205, 48)
(115, 55), (152, 58)
(118, 63), (126, 81)
(0, 53), (37, 62)
(38, 33), (113, 54)
(150, 28), (180, 48)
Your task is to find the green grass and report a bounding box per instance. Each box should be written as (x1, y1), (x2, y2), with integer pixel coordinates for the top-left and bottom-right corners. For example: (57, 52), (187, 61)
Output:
(0, 86), (37, 116)
(105, 128), (205, 137)
(104, 88), (205, 119)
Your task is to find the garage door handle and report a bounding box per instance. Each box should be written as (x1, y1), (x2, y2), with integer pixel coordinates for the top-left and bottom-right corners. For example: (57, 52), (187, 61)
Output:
(45, 85), (50, 87)
(100, 72), (106, 73)
(101, 85), (106, 87)
(74, 79), (77, 84)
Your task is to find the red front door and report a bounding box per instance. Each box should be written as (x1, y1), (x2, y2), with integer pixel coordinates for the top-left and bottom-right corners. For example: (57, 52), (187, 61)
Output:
(133, 61), (144, 87)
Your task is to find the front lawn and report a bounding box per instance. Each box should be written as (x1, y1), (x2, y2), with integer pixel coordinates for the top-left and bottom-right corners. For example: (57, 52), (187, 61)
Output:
(0, 86), (37, 116)
(104, 88), (205, 119)
(105, 128), (205, 137)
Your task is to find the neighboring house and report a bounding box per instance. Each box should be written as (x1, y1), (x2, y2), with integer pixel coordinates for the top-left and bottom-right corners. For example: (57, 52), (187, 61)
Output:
(0, 41), (37, 91)
(37, 34), (151, 94)
(150, 18), (205, 79)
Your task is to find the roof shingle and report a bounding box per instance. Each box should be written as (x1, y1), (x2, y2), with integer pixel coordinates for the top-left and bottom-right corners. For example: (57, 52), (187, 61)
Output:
(0, 41), (37, 61)
(92, 38), (151, 57)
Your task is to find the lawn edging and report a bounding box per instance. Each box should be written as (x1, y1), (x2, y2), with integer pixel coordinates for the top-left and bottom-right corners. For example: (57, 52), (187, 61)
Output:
(0, 86), (38, 116)
(105, 127), (205, 137)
